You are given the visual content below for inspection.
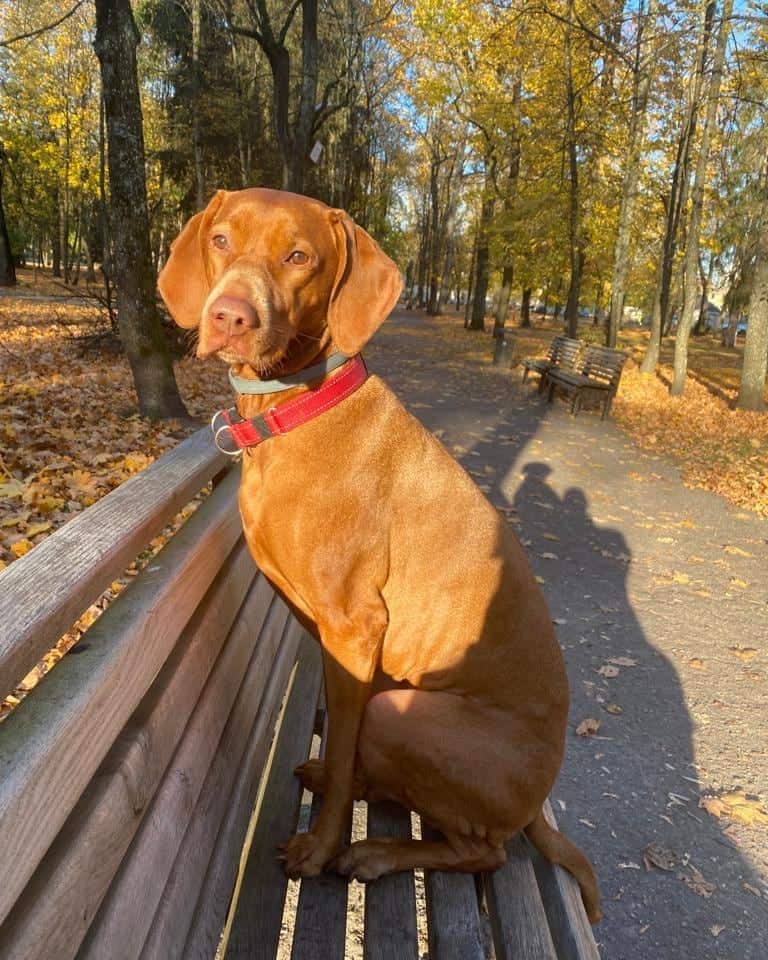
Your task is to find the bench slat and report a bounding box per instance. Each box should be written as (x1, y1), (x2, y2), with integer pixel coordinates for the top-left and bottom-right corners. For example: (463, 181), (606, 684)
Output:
(77, 591), (291, 960)
(176, 618), (304, 960)
(0, 428), (226, 698)
(364, 802), (419, 960)
(530, 801), (600, 960)
(0, 469), (242, 929)
(0, 540), (260, 960)
(291, 718), (350, 960)
(483, 835), (558, 960)
(138, 599), (293, 960)
(223, 634), (323, 960)
(421, 823), (485, 960)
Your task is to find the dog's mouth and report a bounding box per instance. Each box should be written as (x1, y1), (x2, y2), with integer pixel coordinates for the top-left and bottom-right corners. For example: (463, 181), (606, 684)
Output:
(216, 338), (289, 377)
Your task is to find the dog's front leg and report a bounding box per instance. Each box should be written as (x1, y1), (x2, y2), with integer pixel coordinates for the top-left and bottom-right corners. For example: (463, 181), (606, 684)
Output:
(280, 608), (386, 879)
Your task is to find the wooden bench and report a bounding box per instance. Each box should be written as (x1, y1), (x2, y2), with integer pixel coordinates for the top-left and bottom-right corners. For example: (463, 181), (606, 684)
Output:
(0, 429), (600, 959)
(522, 336), (582, 393)
(547, 345), (627, 419)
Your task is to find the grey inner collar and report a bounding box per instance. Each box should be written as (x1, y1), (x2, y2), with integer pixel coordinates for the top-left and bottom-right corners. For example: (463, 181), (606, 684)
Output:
(228, 352), (351, 395)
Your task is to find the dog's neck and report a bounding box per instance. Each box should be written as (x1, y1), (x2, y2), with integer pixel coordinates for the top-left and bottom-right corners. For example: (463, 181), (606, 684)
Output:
(231, 341), (348, 419)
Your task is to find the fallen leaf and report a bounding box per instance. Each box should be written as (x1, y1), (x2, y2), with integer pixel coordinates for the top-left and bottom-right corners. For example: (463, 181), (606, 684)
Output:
(540, 552), (559, 560)
(598, 664), (620, 678)
(26, 521), (52, 537)
(699, 796), (726, 818)
(10, 538), (33, 558)
(608, 656), (638, 667)
(0, 478), (25, 498)
(603, 703), (623, 715)
(578, 819), (596, 830)
(719, 791), (768, 826)
(723, 545), (752, 557)
(643, 841), (678, 872)
(679, 864), (715, 898)
(576, 718), (601, 737)
(729, 647), (758, 661)
(543, 532), (560, 541)
(710, 925), (725, 937)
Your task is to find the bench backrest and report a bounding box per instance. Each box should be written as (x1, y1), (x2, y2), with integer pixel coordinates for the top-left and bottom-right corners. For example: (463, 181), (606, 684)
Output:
(0, 430), (300, 960)
(579, 345), (627, 389)
(552, 336), (583, 370)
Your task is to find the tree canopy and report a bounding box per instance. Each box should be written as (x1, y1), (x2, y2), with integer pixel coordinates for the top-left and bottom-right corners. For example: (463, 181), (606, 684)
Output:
(0, 0), (767, 407)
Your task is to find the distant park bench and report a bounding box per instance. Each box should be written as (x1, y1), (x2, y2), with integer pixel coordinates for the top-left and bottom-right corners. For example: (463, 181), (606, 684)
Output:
(0, 429), (599, 959)
(522, 336), (583, 392)
(547, 344), (627, 419)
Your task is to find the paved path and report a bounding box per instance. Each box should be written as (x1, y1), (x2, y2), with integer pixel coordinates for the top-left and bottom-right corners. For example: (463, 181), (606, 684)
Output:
(368, 310), (768, 960)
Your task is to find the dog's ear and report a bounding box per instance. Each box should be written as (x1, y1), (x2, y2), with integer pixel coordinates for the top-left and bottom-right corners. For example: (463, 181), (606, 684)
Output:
(157, 191), (226, 329)
(327, 211), (402, 355)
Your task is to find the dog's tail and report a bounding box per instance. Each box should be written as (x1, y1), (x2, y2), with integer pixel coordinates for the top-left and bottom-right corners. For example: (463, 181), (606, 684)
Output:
(524, 809), (602, 924)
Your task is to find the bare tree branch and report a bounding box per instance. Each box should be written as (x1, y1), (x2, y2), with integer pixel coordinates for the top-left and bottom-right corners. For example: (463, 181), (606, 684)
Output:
(0, 0), (86, 48)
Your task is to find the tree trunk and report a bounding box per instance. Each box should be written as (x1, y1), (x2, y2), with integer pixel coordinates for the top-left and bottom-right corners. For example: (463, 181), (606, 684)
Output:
(94, 0), (189, 420)
(494, 264), (513, 338)
(671, 0), (730, 396)
(464, 232), (477, 327)
(52, 189), (62, 277)
(493, 78), (522, 340)
(563, 0), (584, 340)
(737, 172), (768, 410)
(427, 157), (442, 315)
(0, 148), (16, 287)
(191, 0), (205, 209)
(468, 182), (494, 332)
(608, 0), (657, 348)
(520, 287), (532, 328)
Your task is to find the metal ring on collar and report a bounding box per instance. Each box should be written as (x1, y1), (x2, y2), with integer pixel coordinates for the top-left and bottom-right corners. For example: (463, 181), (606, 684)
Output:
(213, 423), (242, 456)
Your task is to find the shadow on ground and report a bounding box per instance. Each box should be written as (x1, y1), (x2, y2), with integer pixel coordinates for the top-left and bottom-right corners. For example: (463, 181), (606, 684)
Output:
(367, 308), (768, 960)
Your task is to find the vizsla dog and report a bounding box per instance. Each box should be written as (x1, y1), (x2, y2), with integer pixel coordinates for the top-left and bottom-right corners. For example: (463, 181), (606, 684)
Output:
(158, 187), (601, 922)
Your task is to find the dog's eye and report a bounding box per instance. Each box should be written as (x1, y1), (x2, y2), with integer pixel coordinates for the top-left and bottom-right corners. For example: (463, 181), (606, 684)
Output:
(211, 234), (228, 250)
(287, 250), (309, 265)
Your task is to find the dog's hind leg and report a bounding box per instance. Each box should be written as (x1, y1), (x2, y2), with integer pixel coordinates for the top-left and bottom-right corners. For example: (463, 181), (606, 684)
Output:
(332, 833), (507, 881)
(524, 809), (602, 923)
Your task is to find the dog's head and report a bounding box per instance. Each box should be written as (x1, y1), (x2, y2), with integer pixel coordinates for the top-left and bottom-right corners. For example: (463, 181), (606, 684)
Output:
(157, 188), (402, 372)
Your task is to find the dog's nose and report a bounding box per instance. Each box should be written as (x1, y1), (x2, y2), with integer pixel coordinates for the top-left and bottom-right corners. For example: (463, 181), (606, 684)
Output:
(208, 296), (258, 336)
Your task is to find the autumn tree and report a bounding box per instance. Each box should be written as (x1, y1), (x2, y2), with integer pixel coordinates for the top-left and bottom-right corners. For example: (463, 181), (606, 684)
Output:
(94, 0), (189, 420)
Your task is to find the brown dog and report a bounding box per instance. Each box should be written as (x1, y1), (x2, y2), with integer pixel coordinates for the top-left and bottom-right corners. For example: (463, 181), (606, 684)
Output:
(158, 188), (600, 922)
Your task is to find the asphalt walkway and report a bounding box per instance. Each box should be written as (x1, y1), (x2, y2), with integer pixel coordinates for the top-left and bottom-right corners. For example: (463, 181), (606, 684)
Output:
(368, 309), (768, 960)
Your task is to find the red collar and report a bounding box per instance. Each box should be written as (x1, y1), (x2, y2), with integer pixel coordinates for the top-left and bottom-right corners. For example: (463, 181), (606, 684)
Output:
(211, 354), (368, 455)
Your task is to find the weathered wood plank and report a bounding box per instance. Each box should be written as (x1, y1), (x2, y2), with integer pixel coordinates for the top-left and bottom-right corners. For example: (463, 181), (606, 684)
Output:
(140, 607), (300, 960)
(483, 835), (558, 960)
(0, 541), (261, 960)
(178, 618), (305, 960)
(364, 802), (419, 960)
(0, 469), (241, 928)
(223, 635), (322, 960)
(77, 593), (291, 960)
(290, 716), (350, 960)
(420, 823), (484, 960)
(0, 428), (227, 698)
(529, 801), (600, 960)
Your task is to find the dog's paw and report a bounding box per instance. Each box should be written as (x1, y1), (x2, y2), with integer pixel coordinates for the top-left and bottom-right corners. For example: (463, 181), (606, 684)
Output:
(294, 758), (327, 794)
(277, 832), (331, 879)
(331, 839), (398, 882)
